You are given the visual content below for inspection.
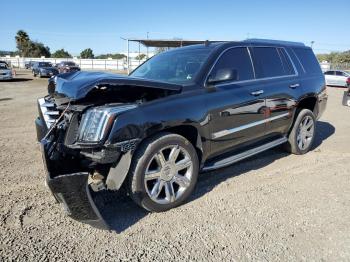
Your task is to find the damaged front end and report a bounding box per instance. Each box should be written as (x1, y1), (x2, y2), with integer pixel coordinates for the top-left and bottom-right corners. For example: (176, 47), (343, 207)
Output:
(35, 71), (182, 229)
(37, 99), (137, 229)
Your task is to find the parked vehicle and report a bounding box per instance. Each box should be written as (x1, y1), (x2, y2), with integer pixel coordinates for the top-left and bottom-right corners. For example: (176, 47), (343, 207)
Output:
(25, 61), (35, 69)
(324, 70), (350, 87)
(56, 61), (80, 73)
(343, 85), (350, 106)
(0, 60), (9, 67)
(0, 62), (13, 80)
(35, 39), (327, 228)
(32, 62), (59, 78)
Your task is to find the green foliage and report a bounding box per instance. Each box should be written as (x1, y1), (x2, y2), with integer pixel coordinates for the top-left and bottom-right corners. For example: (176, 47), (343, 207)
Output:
(15, 30), (51, 57)
(95, 53), (126, 59)
(317, 50), (350, 63)
(80, 48), (94, 59)
(135, 53), (147, 60)
(52, 49), (72, 58)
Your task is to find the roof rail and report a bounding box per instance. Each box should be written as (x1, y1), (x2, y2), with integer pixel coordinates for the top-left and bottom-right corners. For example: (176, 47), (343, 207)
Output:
(244, 38), (305, 47)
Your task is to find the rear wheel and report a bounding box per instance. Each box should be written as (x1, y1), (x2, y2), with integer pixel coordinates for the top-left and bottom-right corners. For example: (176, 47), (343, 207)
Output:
(128, 132), (199, 212)
(285, 109), (316, 154)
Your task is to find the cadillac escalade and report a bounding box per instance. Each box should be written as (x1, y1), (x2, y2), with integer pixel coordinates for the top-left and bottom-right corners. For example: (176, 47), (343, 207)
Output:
(35, 39), (328, 229)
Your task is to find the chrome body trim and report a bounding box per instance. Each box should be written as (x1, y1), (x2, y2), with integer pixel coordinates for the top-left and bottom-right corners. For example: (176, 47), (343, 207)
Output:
(202, 137), (288, 171)
(212, 112), (290, 139)
(38, 98), (60, 128)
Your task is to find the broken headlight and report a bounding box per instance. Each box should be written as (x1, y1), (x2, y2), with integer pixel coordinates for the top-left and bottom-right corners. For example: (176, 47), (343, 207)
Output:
(77, 105), (136, 143)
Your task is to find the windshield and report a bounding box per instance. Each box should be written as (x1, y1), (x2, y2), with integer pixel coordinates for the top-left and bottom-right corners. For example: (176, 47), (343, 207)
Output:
(38, 62), (52, 67)
(0, 63), (8, 69)
(65, 62), (76, 66)
(130, 48), (211, 84)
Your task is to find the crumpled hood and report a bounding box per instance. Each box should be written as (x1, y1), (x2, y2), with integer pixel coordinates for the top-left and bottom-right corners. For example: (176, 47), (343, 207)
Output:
(52, 71), (182, 103)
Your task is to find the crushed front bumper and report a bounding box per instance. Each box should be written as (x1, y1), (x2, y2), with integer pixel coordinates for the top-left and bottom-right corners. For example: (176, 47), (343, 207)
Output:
(39, 131), (109, 229)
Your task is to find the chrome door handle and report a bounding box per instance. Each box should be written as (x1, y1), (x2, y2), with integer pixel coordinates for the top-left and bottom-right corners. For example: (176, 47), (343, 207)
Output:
(250, 90), (264, 96)
(289, 83), (300, 89)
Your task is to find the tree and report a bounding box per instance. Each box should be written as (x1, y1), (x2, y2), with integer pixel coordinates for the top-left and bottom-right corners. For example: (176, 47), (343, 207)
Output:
(52, 49), (72, 58)
(15, 30), (50, 57)
(29, 41), (51, 58)
(95, 53), (126, 59)
(135, 53), (147, 60)
(15, 30), (30, 57)
(80, 48), (94, 59)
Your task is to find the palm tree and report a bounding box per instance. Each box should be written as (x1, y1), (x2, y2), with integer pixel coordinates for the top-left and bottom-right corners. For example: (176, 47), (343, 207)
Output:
(15, 30), (30, 57)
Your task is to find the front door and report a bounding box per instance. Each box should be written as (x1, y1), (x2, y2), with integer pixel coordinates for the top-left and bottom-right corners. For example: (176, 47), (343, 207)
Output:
(206, 47), (266, 158)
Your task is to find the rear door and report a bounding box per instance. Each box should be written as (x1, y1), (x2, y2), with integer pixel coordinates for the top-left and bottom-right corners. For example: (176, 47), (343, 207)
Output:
(249, 46), (298, 137)
(206, 46), (266, 157)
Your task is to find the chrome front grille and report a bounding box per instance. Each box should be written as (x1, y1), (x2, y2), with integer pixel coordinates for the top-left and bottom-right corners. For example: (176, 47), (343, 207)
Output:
(38, 98), (60, 128)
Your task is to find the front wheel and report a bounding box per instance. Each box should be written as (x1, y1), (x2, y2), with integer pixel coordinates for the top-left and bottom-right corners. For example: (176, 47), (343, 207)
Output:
(285, 109), (316, 154)
(128, 132), (199, 212)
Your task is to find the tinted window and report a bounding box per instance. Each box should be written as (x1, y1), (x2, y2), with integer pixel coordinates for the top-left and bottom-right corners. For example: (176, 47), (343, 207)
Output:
(209, 47), (254, 82)
(335, 71), (346, 76)
(252, 47), (285, 78)
(277, 48), (295, 75)
(292, 48), (322, 75)
(324, 71), (334, 75)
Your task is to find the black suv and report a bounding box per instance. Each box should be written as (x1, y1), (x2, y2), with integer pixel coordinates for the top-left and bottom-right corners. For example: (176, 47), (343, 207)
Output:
(35, 39), (327, 228)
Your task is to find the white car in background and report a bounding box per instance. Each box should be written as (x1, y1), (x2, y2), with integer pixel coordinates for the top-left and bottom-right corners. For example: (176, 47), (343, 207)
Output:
(0, 62), (13, 80)
(324, 70), (350, 87)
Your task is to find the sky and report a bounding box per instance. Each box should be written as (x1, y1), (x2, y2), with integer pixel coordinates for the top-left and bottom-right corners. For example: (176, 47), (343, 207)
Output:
(1, 0), (349, 56)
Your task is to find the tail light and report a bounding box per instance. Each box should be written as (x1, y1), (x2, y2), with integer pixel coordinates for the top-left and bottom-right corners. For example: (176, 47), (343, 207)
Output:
(347, 77), (350, 84)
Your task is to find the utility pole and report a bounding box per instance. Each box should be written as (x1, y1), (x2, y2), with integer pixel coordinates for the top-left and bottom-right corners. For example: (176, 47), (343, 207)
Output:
(311, 41), (315, 49)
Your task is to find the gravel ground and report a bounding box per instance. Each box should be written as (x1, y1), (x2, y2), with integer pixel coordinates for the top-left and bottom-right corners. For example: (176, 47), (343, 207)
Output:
(0, 71), (349, 261)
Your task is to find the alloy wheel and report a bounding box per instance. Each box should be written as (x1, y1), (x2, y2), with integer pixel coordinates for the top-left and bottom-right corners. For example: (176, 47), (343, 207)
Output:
(296, 115), (315, 150)
(144, 145), (193, 204)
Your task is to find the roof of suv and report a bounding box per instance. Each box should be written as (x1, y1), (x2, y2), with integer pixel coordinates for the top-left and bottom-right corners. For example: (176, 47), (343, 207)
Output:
(165, 39), (307, 54)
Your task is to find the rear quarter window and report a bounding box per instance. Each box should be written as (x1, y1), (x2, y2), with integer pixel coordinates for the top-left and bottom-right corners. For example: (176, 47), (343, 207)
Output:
(292, 48), (322, 75)
(251, 47), (295, 78)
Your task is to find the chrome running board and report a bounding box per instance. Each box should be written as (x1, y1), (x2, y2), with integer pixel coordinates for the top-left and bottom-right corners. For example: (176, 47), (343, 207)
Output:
(202, 137), (288, 172)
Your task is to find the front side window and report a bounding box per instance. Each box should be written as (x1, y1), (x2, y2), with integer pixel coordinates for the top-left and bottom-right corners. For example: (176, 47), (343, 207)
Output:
(130, 48), (212, 84)
(252, 47), (286, 78)
(209, 47), (254, 83)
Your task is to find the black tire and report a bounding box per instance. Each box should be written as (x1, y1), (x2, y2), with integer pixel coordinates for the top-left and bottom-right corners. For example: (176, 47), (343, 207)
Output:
(32, 70), (36, 77)
(285, 109), (316, 155)
(128, 132), (199, 212)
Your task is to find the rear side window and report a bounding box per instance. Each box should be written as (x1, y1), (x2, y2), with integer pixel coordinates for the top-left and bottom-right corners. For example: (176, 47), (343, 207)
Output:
(210, 47), (254, 82)
(324, 71), (334, 75)
(292, 48), (322, 75)
(335, 71), (346, 76)
(277, 48), (295, 75)
(251, 47), (287, 78)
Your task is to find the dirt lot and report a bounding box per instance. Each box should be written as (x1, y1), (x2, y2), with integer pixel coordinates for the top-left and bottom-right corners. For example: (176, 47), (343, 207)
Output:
(0, 71), (349, 261)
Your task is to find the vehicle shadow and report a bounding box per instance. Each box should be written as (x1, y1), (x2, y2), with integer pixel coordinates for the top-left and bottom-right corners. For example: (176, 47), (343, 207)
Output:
(95, 120), (335, 233)
(0, 78), (33, 82)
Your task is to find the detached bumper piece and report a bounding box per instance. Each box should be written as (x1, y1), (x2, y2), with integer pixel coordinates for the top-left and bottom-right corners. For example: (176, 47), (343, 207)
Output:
(41, 140), (109, 229)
